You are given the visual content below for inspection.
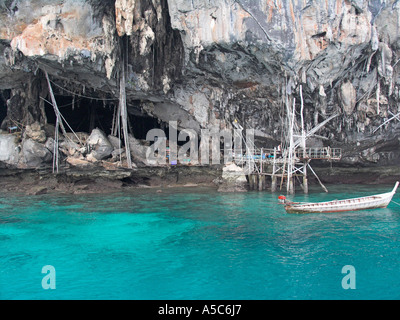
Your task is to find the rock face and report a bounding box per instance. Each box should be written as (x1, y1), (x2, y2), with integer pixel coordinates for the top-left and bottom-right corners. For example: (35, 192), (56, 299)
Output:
(1, 0), (400, 171)
(339, 81), (357, 116)
(22, 138), (53, 167)
(217, 162), (248, 192)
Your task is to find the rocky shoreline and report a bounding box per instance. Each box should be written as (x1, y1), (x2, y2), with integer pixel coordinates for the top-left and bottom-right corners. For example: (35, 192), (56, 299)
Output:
(312, 165), (400, 186)
(1, 161), (399, 196)
(0, 164), (223, 195)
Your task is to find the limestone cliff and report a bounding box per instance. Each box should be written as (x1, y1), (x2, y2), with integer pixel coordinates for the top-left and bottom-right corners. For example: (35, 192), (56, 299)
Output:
(1, 0), (400, 171)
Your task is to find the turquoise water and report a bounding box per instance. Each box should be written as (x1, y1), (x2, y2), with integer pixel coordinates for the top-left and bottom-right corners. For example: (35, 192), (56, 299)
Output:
(1, 184), (400, 300)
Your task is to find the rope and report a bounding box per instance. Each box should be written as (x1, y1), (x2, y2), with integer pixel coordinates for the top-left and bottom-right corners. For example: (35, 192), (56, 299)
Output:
(49, 78), (117, 101)
(38, 62), (117, 101)
(40, 96), (83, 145)
(391, 200), (400, 207)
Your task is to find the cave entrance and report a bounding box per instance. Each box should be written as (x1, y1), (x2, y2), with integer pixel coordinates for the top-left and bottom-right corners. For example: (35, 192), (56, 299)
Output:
(43, 94), (193, 149)
(0, 90), (10, 130)
(128, 109), (162, 140)
(44, 95), (115, 135)
(127, 111), (190, 146)
(43, 96), (170, 141)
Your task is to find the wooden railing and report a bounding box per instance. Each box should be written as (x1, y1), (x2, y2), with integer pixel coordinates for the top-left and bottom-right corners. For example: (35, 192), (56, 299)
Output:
(296, 147), (342, 160)
(231, 147), (341, 162)
(165, 146), (342, 165)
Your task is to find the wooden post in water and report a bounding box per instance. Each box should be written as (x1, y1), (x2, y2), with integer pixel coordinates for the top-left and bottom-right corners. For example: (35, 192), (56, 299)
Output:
(303, 162), (308, 194)
(271, 147), (277, 192)
(258, 149), (263, 191)
(248, 175), (253, 190)
(271, 176), (277, 192)
(260, 175), (265, 191)
(288, 175), (294, 195)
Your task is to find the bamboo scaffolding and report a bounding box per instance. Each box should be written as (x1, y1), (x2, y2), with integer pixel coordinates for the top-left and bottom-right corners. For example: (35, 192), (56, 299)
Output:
(373, 111), (400, 133)
(44, 70), (66, 173)
(44, 70), (85, 173)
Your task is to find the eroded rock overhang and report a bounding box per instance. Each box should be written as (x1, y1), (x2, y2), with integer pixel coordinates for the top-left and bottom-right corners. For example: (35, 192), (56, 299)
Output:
(1, 0), (400, 167)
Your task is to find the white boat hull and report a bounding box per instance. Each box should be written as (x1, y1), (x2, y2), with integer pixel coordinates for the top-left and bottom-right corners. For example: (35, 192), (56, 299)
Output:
(284, 182), (399, 214)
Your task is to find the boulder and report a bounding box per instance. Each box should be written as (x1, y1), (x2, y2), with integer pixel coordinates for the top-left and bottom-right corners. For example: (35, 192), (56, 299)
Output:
(86, 128), (113, 160)
(22, 138), (52, 167)
(111, 148), (125, 158)
(59, 139), (81, 157)
(45, 137), (55, 152)
(128, 134), (152, 165)
(217, 162), (248, 192)
(0, 133), (20, 165)
(64, 132), (89, 144)
(24, 121), (46, 143)
(108, 135), (122, 149)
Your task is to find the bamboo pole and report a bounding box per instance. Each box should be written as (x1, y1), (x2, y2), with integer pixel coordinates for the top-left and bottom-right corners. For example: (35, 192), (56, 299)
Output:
(119, 61), (132, 169)
(44, 70), (64, 173)
(280, 150), (287, 191)
(53, 116), (59, 173)
(300, 85), (308, 194)
(376, 81), (380, 116)
(307, 163), (328, 193)
(373, 111), (400, 133)
(44, 71), (67, 137)
(300, 85), (305, 153)
(287, 97), (296, 194)
(111, 104), (115, 136)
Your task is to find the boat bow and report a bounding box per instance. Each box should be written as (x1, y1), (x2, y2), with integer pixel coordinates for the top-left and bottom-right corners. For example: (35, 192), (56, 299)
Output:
(392, 181), (399, 194)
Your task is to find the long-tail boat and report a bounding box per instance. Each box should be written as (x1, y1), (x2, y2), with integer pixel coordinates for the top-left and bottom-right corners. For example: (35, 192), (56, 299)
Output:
(282, 182), (399, 214)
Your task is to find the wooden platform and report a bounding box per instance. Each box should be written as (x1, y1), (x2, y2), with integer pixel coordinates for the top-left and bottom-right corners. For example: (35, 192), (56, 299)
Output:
(234, 147), (341, 192)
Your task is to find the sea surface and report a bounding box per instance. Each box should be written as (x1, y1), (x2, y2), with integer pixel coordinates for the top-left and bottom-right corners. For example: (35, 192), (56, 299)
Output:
(1, 183), (400, 300)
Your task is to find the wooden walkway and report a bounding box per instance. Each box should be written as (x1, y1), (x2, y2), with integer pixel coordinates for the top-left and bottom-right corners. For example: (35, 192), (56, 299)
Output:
(232, 147), (342, 170)
(232, 146), (342, 192)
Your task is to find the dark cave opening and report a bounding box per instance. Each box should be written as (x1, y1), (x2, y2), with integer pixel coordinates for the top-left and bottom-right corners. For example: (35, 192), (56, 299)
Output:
(0, 90), (10, 128)
(44, 95), (115, 135)
(128, 109), (190, 146)
(43, 95), (184, 143)
(128, 101), (190, 145)
(129, 110), (162, 140)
